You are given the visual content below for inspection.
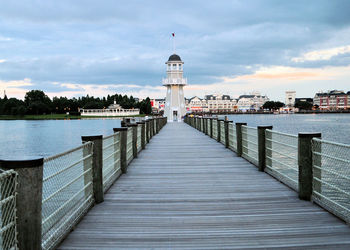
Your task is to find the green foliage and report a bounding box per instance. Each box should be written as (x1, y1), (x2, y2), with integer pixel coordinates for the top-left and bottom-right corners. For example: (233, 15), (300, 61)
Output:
(262, 101), (285, 110)
(294, 101), (313, 110)
(0, 90), (151, 116)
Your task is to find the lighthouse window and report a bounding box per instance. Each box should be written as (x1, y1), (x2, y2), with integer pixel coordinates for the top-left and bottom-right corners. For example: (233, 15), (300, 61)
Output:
(172, 64), (176, 69)
(178, 64), (182, 70)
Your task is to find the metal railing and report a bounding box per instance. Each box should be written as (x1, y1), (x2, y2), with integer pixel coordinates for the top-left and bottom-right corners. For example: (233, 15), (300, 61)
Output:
(137, 125), (142, 153)
(207, 119), (211, 135)
(220, 121), (225, 144)
(42, 142), (94, 250)
(265, 130), (298, 191)
(185, 116), (350, 224)
(0, 169), (17, 250)
(126, 128), (133, 165)
(229, 123), (237, 152)
(312, 138), (350, 224)
(212, 120), (218, 140)
(102, 133), (121, 193)
(241, 126), (259, 165)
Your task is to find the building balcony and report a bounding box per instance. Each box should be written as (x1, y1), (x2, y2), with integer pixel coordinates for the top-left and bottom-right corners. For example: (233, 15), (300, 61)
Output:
(162, 78), (187, 86)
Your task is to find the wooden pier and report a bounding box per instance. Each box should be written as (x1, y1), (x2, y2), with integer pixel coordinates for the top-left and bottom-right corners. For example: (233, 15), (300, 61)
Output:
(59, 122), (350, 249)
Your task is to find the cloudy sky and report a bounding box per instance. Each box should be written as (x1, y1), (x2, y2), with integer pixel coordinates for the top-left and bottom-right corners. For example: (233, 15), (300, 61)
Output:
(1, 0), (350, 101)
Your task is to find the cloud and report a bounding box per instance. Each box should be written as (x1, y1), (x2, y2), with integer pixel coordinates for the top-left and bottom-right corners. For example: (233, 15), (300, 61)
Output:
(0, 78), (33, 98)
(292, 45), (350, 62)
(0, 59), (6, 63)
(0, 1), (350, 100)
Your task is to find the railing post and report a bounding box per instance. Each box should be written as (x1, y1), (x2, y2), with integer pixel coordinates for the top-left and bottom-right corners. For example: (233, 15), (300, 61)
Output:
(257, 126), (273, 172)
(114, 128), (128, 173)
(236, 122), (247, 157)
(203, 118), (206, 133)
(298, 132), (321, 201)
(156, 118), (160, 133)
(138, 122), (146, 149)
(0, 159), (43, 250)
(217, 119), (222, 142)
(127, 124), (138, 159)
(150, 119), (154, 138)
(210, 118), (213, 138)
(145, 120), (150, 143)
(81, 135), (104, 204)
(224, 120), (232, 148)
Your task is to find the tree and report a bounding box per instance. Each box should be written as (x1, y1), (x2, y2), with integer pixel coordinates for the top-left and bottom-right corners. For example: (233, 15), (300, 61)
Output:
(294, 101), (313, 110)
(2, 98), (26, 115)
(262, 101), (285, 110)
(25, 90), (52, 114)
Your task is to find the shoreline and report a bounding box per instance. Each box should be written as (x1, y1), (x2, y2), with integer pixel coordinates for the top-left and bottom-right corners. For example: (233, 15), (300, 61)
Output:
(190, 110), (350, 115)
(0, 114), (146, 120)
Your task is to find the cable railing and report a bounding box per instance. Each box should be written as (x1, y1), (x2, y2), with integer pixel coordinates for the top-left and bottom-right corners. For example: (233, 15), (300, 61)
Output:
(241, 126), (259, 166)
(312, 138), (350, 224)
(220, 121), (225, 145)
(185, 116), (350, 224)
(137, 125), (142, 153)
(126, 128), (133, 165)
(229, 123), (237, 152)
(0, 117), (168, 249)
(212, 120), (218, 140)
(102, 133), (121, 193)
(42, 142), (94, 250)
(207, 119), (211, 135)
(265, 129), (298, 191)
(0, 169), (17, 250)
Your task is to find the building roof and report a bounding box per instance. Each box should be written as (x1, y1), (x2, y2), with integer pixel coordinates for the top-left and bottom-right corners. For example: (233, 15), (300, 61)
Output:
(168, 54), (182, 61)
(189, 96), (202, 101)
(295, 98), (313, 103)
(315, 90), (346, 97)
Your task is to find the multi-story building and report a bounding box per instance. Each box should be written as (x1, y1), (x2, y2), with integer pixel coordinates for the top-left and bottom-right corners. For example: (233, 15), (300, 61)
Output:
(236, 92), (269, 111)
(183, 92), (268, 113)
(187, 96), (206, 112)
(204, 94), (236, 113)
(313, 90), (349, 110)
(151, 98), (166, 113)
(285, 91), (296, 107)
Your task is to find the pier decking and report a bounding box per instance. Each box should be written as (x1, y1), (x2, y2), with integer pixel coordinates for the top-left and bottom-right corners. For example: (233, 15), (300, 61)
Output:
(59, 122), (350, 249)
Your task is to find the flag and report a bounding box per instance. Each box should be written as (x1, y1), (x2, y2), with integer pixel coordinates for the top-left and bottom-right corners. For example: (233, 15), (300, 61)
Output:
(172, 33), (175, 37)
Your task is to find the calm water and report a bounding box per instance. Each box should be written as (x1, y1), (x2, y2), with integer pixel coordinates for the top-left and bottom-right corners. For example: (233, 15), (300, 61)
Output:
(0, 119), (121, 159)
(0, 114), (349, 160)
(222, 113), (350, 144)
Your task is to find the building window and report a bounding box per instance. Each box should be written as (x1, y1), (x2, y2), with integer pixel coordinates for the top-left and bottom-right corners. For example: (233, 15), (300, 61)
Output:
(173, 64), (177, 70)
(178, 64), (182, 70)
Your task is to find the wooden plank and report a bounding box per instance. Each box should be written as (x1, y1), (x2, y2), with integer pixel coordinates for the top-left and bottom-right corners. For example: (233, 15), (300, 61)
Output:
(59, 122), (350, 249)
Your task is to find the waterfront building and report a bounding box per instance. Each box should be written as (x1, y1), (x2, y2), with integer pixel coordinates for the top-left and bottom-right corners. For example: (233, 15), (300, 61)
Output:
(205, 94), (236, 113)
(313, 90), (349, 110)
(151, 98), (166, 113)
(183, 92), (268, 113)
(162, 54), (187, 122)
(187, 96), (206, 112)
(285, 91), (296, 107)
(79, 100), (140, 116)
(236, 92), (269, 111)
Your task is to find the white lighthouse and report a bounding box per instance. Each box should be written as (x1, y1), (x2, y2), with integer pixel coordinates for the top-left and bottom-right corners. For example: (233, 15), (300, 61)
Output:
(162, 54), (187, 122)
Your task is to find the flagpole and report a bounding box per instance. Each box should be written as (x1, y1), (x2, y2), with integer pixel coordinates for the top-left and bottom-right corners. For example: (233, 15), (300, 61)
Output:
(172, 33), (175, 54)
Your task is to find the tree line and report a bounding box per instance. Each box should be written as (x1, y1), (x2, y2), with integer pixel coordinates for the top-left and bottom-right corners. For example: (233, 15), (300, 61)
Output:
(0, 90), (152, 116)
(262, 100), (314, 110)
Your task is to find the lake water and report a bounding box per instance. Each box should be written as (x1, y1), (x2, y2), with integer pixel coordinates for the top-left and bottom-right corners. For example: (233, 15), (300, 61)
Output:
(0, 114), (349, 160)
(222, 113), (350, 144)
(0, 119), (121, 159)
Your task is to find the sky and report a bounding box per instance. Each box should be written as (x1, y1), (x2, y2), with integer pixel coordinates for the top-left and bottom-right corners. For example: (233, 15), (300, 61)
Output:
(1, 0), (350, 101)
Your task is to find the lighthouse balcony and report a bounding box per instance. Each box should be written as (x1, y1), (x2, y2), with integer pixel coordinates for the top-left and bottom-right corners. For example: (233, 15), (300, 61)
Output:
(162, 78), (187, 86)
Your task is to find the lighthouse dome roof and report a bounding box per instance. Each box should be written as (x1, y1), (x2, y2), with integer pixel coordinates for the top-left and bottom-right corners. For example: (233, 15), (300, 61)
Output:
(168, 54), (181, 61)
